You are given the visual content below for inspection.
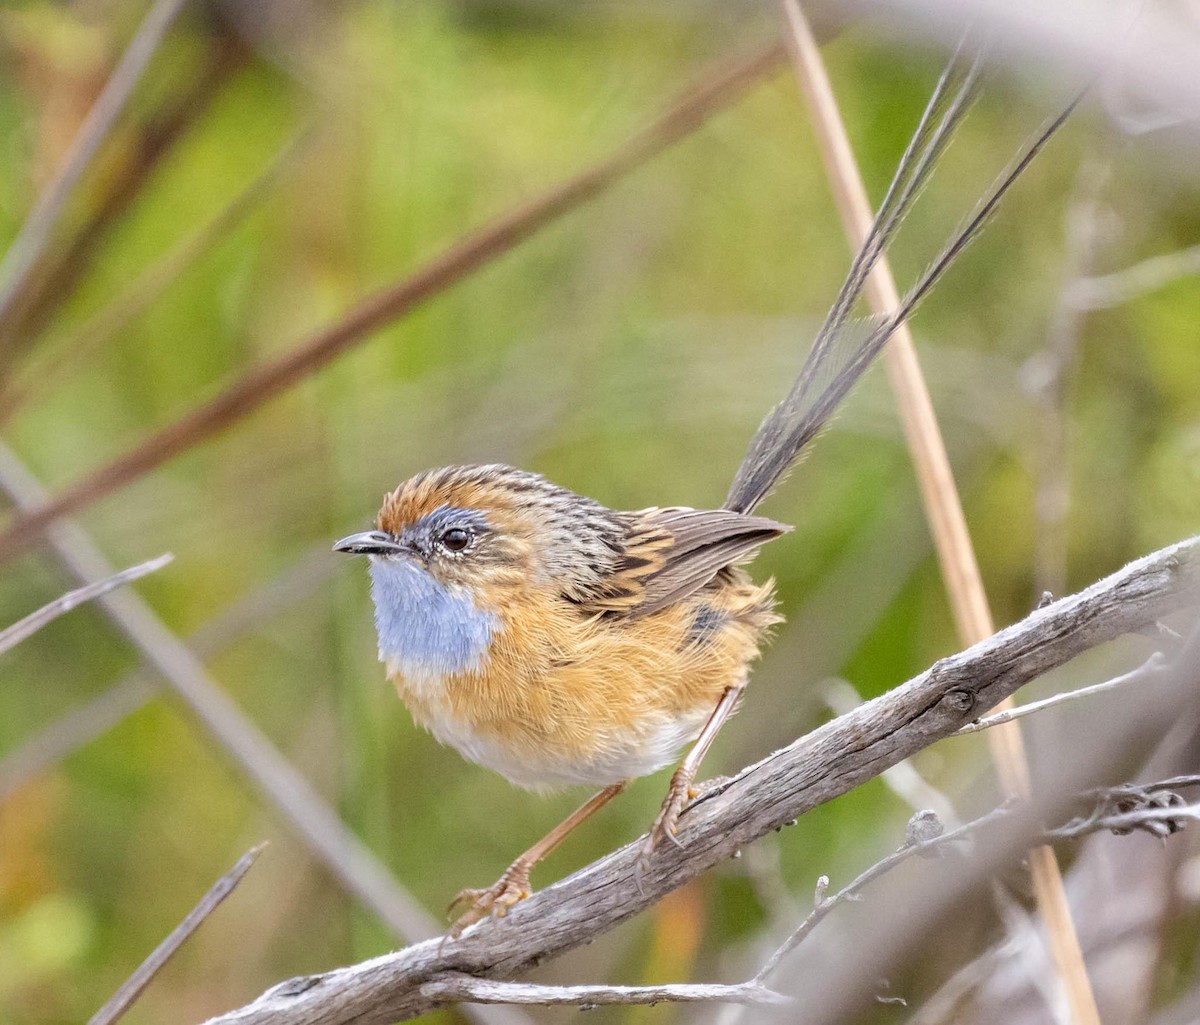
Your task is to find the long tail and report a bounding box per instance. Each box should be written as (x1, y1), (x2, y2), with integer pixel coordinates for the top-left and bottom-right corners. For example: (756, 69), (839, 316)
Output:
(723, 43), (1081, 516)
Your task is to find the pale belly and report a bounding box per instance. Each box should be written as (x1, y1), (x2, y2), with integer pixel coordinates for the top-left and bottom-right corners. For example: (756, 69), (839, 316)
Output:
(388, 663), (710, 791)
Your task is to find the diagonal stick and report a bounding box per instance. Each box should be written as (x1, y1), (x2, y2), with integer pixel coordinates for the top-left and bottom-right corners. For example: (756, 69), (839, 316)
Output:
(0, 127), (313, 425)
(777, 4), (1100, 1023)
(87, 844), (266, 1025)
(0, 553), (171, 656)
(0, 42), (787, 562)
(0, 0), (191, 328)
(0, 443), (434, 944)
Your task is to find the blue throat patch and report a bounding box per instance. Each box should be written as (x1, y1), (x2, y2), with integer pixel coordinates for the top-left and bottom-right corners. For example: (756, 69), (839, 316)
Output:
(368, 557), (496, 676)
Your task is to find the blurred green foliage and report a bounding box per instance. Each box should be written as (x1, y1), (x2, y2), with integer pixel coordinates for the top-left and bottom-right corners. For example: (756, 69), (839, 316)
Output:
(0, 2), (1197, 1024)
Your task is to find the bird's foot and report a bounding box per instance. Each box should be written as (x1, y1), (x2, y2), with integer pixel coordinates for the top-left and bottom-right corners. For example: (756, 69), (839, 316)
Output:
(447, 861), (533, 938)
(636, 766), (700, 876)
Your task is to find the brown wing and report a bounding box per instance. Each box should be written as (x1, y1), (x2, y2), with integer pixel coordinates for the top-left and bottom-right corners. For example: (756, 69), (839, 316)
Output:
(573, 507), (791, 618)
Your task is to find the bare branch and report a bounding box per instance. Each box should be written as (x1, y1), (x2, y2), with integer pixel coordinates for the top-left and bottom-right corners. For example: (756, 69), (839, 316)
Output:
(1053, 800), (1200, 840)
(0, 553), (172, 656)
(754, 805), (1009, 982)
(0, 42), (786, 562)
(1051, 770), (1200, 840)
(824, 677), (960, 825)
(199, 533), (1200, 1025)
(962, 620), (1200, 738)
(420, 974), (787, 1008)
(955, 652), (1170, 734)
(89, 843), (265, 1025)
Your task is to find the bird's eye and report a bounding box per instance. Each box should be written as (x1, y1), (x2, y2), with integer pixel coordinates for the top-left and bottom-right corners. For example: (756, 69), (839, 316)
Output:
(439, 527), (471, 553)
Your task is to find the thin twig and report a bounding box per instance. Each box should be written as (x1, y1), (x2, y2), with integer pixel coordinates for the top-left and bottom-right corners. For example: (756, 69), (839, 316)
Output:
(88, 843), (265, 1025)
(0, 126), (312, 425)
(0, 42), (787, 562)
(0, 553), (172, 655)
(0, 546), (334, 803)
(776, 8), (1100, 1020)
(1095, 774), (1200, 795)
(420, 974), (787, 1008)
(1067, 242), (1200, 309)
(1049, 801), (1200, 840)
(0, 0), (190, 328)
(955, 652), (1170, 734)
(755, 804), (1011, 981)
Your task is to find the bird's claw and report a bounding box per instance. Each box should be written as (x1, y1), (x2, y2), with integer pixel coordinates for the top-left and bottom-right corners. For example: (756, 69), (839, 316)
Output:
(446, 864), (533, 938)
(638, 770), (698, 873)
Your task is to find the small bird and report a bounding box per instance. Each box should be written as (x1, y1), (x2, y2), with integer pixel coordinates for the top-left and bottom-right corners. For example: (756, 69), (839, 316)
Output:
(335, 467), (788, 930)
(334, 52), (1074, 935)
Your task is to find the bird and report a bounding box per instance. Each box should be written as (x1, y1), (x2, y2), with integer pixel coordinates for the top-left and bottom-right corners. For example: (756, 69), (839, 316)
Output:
(333, 49), (1076, 936)
(334, 466), (788, 931)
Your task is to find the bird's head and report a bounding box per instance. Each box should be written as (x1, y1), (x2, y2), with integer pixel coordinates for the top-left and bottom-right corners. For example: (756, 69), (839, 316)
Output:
(333, 464), (629, 675)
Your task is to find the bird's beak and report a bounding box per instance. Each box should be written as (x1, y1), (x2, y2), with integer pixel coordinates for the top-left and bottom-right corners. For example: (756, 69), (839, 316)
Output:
(332, 530), (407, 556)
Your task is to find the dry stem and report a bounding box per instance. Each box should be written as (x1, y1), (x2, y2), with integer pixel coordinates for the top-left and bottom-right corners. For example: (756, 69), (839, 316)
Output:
(777, 6), (1098, 1020)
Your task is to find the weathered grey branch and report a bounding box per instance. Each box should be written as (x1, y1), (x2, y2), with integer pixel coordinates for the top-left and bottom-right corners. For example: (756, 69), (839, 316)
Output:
(752, 806), (1008, 983)
(200, 533), (1200, 1025)
(419, 975), (787, 1008)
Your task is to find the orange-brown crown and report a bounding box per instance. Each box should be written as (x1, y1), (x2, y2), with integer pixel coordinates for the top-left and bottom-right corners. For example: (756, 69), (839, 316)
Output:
(376, 465), (533, 533)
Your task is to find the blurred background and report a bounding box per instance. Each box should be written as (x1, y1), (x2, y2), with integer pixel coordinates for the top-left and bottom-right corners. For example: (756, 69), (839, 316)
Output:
(0, 1), (1198, 1023)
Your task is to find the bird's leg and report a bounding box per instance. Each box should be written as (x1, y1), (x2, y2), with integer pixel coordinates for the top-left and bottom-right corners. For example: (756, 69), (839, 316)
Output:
(448, 780), (628, 937)
(640, 682), (744, 870)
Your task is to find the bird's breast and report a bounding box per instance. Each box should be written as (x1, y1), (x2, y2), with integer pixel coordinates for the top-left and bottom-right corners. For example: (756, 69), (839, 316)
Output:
(366, 562), (775, 791)
(368, 557), (497, 681)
